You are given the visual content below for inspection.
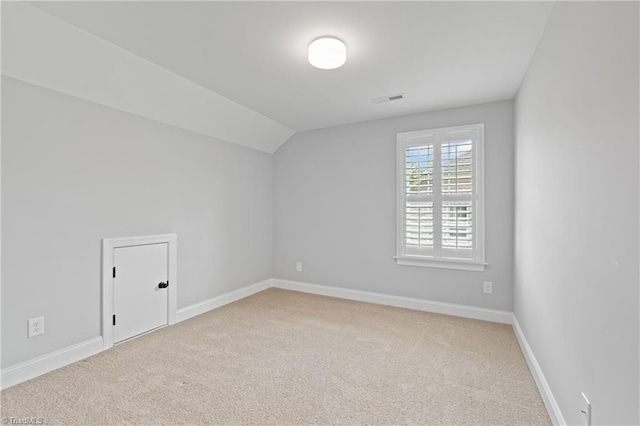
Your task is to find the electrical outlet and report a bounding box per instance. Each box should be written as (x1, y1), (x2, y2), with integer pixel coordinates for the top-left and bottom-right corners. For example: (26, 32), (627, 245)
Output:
(581, 392), (591, 426)
(28, 316), (45, 338)
(296, 262), (303, 272)
(483, 281), (493, 294)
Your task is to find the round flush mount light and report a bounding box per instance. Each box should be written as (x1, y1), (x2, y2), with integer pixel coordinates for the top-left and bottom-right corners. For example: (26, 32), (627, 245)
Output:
(308, 36), (347, 69)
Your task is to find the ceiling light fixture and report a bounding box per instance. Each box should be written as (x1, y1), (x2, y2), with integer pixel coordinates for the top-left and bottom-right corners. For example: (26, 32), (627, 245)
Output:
(308, 36), (347, 70)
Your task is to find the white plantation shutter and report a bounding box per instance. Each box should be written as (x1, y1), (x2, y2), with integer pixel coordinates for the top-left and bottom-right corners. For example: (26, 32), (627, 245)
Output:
(441, 139), (474, 259)
(442, 203), (473, 250)
(405, 145), (434, 252)
(405, 203), (433, 248)
(396, 124), (485, 270)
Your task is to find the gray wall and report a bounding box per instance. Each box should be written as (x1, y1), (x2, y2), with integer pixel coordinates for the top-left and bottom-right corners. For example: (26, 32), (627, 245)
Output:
(1, 77), (273, 369)
(273, 100), (514, 311)
(514, 2), (639, 425)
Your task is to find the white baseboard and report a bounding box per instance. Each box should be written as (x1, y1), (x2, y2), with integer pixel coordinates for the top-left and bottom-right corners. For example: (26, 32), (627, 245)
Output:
(0, 336), (103, 390)
(273, 279), (512, 324)
(512, 315), (565, 425)
(3, 278), (542, 407)
(175, 279), (272, 323)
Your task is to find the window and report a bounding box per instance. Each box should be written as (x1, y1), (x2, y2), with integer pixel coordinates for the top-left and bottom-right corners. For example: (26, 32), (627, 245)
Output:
(396, 123), (485, 271)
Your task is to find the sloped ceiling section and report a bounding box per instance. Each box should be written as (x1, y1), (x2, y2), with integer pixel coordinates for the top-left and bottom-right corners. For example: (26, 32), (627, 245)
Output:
(1, 2), (295, 153)
(29, 1), (554, 133)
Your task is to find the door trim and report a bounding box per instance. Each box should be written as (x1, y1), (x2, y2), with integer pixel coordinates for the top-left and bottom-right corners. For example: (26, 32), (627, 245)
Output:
(101, 234), (177, 350)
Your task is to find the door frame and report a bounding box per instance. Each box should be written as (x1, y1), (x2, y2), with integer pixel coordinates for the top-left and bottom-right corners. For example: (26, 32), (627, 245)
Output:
(101, 234), (177, 350)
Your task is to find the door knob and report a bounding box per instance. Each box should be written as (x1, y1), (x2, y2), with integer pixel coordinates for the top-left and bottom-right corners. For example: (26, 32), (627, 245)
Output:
(158, 282), (169, 289)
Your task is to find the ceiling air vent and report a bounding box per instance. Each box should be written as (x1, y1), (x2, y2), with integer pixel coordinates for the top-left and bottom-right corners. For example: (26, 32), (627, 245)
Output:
(371, 93), (404, 104)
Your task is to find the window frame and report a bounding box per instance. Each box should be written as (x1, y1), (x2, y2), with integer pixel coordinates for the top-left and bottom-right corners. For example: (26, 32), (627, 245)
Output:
(395, 123), (486, 271)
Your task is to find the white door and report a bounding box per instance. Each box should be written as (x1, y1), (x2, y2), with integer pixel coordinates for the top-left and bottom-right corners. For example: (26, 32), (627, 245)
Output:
(113, 243), (168, 343)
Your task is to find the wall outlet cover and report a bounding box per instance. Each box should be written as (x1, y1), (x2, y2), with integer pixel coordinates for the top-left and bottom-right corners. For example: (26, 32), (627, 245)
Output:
(483, 281), (493, 294)
(28, 316), (45, 338)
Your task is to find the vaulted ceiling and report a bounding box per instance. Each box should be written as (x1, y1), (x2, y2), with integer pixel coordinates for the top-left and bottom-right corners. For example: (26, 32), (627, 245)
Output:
(16, 1), (554, 151)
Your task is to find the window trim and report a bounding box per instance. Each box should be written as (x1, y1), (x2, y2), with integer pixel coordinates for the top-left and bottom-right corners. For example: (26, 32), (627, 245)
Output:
(396, 123), (486, 271)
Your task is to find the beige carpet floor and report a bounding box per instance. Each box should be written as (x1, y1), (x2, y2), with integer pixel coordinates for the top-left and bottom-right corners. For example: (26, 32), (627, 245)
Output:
(1, 288), (550, 425)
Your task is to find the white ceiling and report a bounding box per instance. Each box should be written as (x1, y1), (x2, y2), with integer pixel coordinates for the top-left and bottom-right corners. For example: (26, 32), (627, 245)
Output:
(31, 1), (554, 133)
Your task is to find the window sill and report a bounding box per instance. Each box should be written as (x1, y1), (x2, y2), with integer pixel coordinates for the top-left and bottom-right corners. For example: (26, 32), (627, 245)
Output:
(394, 256), (487, 271)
